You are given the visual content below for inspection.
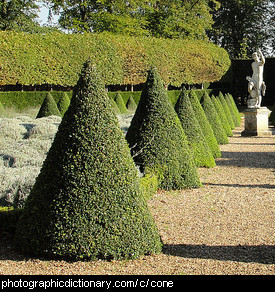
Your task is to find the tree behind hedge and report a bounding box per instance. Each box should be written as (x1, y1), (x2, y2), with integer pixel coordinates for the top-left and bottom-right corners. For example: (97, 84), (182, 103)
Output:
(201, 91), (229, 145)
(126, 66), (201, 190)
(36, 92), (61, 119)
(175, 90), (215, 168)
(189, 90), (221, 158)
(15, 60), (162, 260)
(211, 95), (233, 137)
(57, 92), (71, 116)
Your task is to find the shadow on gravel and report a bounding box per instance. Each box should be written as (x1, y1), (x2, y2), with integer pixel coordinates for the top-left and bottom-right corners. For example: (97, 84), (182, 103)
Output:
(1, 235), (274, 265)
(205, 183), (274, 189)
(216, 151), (275, 169)
(163, 244), (275, 264)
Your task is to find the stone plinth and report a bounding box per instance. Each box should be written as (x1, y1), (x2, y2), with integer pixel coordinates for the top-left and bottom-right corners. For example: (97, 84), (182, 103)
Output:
(241, 107), (272, 137)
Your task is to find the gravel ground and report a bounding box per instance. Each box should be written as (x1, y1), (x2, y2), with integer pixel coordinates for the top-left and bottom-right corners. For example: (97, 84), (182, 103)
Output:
(0, 120), (274, 275)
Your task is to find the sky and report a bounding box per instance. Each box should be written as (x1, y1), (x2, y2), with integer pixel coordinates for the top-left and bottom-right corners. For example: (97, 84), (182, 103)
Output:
(36, 3), (59, 25)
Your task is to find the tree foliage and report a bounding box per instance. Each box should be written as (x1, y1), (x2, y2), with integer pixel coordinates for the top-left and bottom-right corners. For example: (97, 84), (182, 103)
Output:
(144, 0), (220, 39)
(208, 0), (274, 58)
(0, 0), (41, 32)
(47, 0), (219, 39)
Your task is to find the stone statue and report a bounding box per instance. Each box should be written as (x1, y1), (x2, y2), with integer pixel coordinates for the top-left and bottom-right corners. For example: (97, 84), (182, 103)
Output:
(246, 49), (266, 108)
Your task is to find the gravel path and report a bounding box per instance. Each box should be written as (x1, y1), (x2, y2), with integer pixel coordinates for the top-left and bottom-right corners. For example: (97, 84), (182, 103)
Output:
(0, 121), (274, 275)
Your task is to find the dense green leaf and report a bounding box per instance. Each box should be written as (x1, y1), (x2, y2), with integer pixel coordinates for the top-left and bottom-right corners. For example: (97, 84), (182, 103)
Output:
(15, 60), (162, 260)
(175, 89), (216, 168)
(126, 66), (201, 190)
(0, 31), (231, 87)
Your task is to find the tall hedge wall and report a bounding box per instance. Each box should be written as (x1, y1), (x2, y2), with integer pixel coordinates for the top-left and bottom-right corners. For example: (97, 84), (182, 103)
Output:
(0, 32), (230, 88)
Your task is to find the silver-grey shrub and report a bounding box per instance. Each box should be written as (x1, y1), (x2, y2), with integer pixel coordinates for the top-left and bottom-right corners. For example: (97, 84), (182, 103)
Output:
(0, 114), (133, 208)
(0, 115), (61, 207)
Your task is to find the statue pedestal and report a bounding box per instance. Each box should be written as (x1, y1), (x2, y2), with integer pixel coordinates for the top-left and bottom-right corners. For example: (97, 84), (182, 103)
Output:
(241, 107), (272, 137)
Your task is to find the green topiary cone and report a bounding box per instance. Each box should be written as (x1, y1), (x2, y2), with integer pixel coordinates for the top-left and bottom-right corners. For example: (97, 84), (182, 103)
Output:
(114, 92), (128, 114)
(175, 90), (216, 168)
(109, 96), (121, 114)
(218, 92), (235, 130)
(57, 92), (70, 116)
(126, 65), (201, 190)
(201, 91), (229, 145)
(126, 95), (137, 112)
(15, 60), (162, 260)
(36, 92), (61, 118)
(189, 90), (221, 158)
(225, 93), (241, 127)
(211, 95), (233, 137)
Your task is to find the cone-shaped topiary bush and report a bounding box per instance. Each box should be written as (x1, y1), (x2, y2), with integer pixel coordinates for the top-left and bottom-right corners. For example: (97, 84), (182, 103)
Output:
(225, 93), (241, 127)
(201, 91), (229, 145)
(57, 92), (70, 116)
(114, 92), (128, 114)
(218, 92), (235, 130)
(126, 95), (137, 112)
(109, 96), (120, 114)
(15, 60), (162, 260)
(36, 92), (61, 118)
(189, 90), (221, 158)
(211, 95), (233, 137)
(175, 90), (216, 168)
(126, 66), (201, 190)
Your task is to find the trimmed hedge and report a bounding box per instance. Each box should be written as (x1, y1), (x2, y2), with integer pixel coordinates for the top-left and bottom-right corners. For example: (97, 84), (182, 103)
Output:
(126, 95), (137, 111)
(57, 92), (70, 116)
(175, 90), (216, 168)
(225, 93), (241, 127)
(218, 92), (235, 130)
(0, 91), (71, 110)
(201, 91), (229, 145)
(211, 95), (233, 137)
(126, 66), (201, 190)
(189, 90), (221, 158)
(0, 89), (218, 112)
(114, 92), (128, 114)
(0, 31), (230, 87)
(36, 92), (61, 118)
(15, 60), (162, 260)
(109, 96), (121, 114)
